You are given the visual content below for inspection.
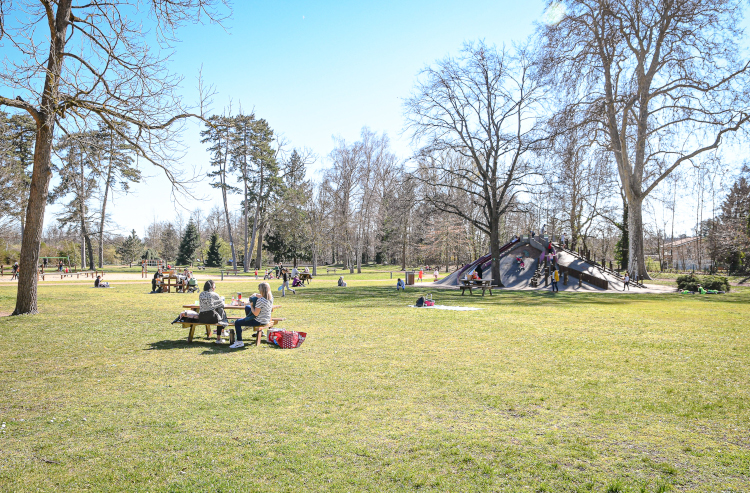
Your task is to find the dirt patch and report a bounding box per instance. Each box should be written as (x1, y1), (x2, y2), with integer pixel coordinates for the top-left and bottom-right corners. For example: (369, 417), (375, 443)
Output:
(0, 311), (12, 317)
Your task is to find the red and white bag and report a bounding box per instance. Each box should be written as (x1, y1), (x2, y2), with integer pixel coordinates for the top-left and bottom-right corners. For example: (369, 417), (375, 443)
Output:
(423, 294), (435, 307)
(268, 328), (307, 349)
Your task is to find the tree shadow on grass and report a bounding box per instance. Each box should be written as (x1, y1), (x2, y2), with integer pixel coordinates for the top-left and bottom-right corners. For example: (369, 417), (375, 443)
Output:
(296, 284), (750, 307)
(146, 338), (272, 354)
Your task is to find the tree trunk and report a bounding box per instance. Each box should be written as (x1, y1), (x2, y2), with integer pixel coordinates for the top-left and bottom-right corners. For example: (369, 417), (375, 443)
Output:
(628, 196), (650, 280)
(312, 248), (318, 276)
(489, 215), (504, 287)
(243, 180), (250, 272)
(401, 222), (407, 271)
(84, 228), (95, 271)
(356, 231), (362, 274)
(219, 132), (236, 268)
(254, 220), (263, 270)
(13, 121), (57, 315)
(99, 164), (112, 268)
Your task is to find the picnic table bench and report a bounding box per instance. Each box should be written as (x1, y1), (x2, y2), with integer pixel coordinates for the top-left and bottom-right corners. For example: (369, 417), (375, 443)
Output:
(60, 272), (80, 279)
(158, 275), (186, 293)
(459, 278), (493, 296)
(82, 270), (105, 278)
(179, 304), (283, 345)
(299, 273), (312, 284)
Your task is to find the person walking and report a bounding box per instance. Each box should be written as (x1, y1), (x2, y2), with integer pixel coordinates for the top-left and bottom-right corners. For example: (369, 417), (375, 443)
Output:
(418, 269), (423, 283)
(623, 273), (630, 291)
(551, 269), (559, 292)
(281, 268), (295, 296)
(11, 262), (19, 280)
(434, 268), (439, 281)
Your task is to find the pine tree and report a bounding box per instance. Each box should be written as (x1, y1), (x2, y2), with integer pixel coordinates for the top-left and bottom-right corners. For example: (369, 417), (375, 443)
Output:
(177, 220), (201, 265)
(142, 248), (158, 260)
(160, 224), (179, 262)
(176, 221), (201, 265)
(116, 229), (143, 263)
(205, 232), (223, 267)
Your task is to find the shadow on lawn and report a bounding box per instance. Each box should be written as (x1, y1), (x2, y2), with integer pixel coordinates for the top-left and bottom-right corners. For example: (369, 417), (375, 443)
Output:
(295, 284), (749, 307)
(146, 338), (273, 354)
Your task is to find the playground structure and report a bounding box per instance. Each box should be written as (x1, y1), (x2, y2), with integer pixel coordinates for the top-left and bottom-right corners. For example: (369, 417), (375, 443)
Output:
(437, 234), (644, 291)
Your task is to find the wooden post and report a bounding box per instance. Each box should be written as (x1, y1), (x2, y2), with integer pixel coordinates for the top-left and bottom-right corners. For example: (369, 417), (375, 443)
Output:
(578, 275), (583, 287)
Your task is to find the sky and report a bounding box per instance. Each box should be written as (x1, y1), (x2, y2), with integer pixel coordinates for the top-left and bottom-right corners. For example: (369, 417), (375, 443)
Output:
(3, 0), (727, 239)
(40, 0), (550, 237)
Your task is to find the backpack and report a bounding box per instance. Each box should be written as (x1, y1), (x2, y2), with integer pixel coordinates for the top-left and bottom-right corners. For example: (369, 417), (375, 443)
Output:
(416, 295), (434, 307)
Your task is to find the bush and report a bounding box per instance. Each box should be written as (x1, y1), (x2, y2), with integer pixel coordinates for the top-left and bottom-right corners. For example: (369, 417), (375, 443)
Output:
(676, 274), (730, 292)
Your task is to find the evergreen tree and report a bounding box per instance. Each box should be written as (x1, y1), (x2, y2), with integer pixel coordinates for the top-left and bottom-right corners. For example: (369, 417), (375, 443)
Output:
(202, 114), (238, 267)
(116, 229), (143, 263)
(142, 248), (158, 260)
(205, 232), (223, 267)
(268, 149), (313, 266)
(0, 112), (35, 239)
(176, 221), (201, 265)
(160, 224), (179, 262)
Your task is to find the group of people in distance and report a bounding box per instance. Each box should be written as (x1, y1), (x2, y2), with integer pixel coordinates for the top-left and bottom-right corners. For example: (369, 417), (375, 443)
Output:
(9, 259), (72, 281)
(151, 267), (197, 293)
(194, 279), (273, 349)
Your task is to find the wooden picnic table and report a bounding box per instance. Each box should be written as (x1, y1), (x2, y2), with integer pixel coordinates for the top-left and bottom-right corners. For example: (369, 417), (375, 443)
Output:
(180, 303), (283, 343)
(159, 275), (182, 293)
(459, 278), (493, 296)
(299, 273), (312, 284)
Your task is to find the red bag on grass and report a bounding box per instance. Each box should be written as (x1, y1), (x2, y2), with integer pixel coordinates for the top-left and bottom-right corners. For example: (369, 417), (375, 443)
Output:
(268, 329), (307, 349)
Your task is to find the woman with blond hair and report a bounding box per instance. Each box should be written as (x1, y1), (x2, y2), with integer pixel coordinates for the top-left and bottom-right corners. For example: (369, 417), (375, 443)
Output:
(230, 282), (273, 348)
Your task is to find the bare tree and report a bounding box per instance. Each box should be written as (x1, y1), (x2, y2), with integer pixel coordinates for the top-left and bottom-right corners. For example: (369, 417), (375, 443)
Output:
(546, 113), (618, 250)
(405, 41), (546, 285)
(1, 0), (228, 315)
(538, 0), (750, 279)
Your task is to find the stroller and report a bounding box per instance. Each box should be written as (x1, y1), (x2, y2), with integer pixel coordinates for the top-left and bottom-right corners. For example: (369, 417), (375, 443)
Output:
(516, 256), (525, 269)
(186, 278), (199, 293)
(292, 276), (302, 287)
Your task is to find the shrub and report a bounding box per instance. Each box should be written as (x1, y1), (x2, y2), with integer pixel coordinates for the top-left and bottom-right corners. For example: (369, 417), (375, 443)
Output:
(676, 274), (730, 292)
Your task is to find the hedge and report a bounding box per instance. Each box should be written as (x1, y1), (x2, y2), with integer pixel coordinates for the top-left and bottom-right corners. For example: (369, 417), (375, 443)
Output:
(676, 274), (730, 292)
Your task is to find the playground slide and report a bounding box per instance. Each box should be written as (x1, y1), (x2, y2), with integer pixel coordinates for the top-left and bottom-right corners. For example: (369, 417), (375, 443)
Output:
(436, 238), (521, 286)
(498, 244), (541, 288)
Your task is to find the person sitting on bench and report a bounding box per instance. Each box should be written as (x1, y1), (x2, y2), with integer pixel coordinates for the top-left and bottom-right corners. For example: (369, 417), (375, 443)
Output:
(152, 268), (163, 292)
(229, 282), (273, 349)
(396, 278), (405, 291)
(186, 276), (198, 293)
(199, 280), (228, 337)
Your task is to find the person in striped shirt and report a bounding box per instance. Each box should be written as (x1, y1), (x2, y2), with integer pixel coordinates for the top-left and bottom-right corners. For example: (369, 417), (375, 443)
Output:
(230, 282), (274, 348)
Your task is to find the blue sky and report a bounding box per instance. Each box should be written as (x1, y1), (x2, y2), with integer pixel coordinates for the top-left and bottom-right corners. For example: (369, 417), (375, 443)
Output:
(50, 0), (549, 236)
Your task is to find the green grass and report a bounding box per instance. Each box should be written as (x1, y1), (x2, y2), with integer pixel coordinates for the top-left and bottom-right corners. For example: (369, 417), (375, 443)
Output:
(1, 279), (749, 492)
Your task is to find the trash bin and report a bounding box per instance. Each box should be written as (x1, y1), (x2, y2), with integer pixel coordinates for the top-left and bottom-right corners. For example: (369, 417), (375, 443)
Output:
(405, 271), (415, 285)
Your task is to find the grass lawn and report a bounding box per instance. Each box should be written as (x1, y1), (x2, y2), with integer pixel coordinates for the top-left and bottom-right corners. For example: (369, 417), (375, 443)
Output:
(1, 279), (749, 492)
